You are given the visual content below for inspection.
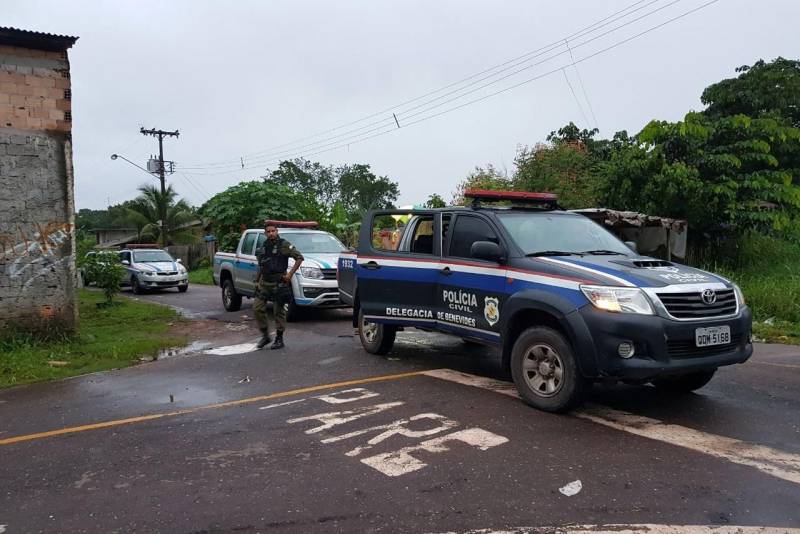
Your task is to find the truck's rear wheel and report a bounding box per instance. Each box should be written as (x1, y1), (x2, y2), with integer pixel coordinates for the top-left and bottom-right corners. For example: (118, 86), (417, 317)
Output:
(222, 279), (242, 311)
(510, 326), (591, 413)
(358, 310), (396, 355)
(651, 369), (716, 393)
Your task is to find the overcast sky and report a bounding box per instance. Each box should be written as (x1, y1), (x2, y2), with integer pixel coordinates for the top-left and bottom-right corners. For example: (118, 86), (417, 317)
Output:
(4, 0), (798, 210)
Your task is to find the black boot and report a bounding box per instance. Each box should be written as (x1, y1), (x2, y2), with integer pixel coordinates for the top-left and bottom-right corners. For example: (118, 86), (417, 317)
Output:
(270, 331), (285, 350)
(257, 334), (272, 349)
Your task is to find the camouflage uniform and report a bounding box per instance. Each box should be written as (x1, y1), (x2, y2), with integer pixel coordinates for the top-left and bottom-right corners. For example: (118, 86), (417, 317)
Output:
(253, 237), (304, 335)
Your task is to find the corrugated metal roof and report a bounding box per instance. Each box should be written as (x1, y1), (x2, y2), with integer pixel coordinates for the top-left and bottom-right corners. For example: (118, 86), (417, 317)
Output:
(0, 26), (78, 51)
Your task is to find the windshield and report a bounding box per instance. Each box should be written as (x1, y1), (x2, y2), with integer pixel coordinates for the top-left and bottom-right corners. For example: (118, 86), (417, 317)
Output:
(133, 250), (174, 263)
(496, 213), (632, 256)
(283, 232), (346, 254)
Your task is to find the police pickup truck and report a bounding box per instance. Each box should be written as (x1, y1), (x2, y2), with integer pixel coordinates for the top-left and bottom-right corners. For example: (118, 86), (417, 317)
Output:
(213, 222), (348, 320)
(337, 190), (753, 412)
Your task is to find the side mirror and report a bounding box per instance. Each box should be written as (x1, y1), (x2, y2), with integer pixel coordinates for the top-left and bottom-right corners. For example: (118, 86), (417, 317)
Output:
(176, 258), (183, 263)
(471, 241), (503, 262)
(121, 260), (130, 266)
(624, 241), (638, 253)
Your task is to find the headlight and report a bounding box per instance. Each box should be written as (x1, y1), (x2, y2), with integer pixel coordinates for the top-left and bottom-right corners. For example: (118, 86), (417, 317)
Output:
(299, 266), (324, 279)
(580, 285), (654, 315)
(733, 283), (745, 306)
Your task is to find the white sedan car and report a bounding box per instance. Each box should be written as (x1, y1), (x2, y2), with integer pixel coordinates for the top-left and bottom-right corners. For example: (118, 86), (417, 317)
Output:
(119, 248), (189, 294)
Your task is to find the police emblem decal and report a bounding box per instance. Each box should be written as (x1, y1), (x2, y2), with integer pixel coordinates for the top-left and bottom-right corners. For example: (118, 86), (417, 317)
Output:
(484, 297), (500, 326)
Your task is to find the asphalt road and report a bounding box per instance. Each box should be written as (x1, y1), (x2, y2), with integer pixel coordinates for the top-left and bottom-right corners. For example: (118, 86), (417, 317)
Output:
(1, 284), (799, 534)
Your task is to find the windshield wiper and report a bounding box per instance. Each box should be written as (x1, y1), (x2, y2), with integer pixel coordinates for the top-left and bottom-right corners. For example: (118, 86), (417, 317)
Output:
(579, 249), (627, 256)
(525, 250), (583, 257)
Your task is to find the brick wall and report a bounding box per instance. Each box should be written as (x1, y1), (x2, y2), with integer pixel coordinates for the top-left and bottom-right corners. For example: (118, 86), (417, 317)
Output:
(0, 43), (77, 335)
(0, 44), (71, 132)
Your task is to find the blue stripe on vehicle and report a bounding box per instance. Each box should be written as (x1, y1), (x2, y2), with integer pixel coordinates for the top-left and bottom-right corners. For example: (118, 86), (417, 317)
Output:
(294, 297), (314, 305)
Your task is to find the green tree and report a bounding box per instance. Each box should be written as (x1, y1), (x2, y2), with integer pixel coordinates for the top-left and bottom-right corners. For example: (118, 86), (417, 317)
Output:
(85, 251), (125, 304)
(267, 158), (338, 211)
(337, 164), (399, 220)
(424, 193), (446, 208)
(124, 184), (197, 246)
(514, 141), (599, 209)
(702, 57), (800, 127)
(599, 111), (800, 238)
(200, 181), (325, 251)
(452, 164), (513, 205)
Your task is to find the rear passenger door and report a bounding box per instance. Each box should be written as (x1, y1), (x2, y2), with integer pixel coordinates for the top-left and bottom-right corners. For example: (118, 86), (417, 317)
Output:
(358, 211), (440, 327)
(438, 213), (507, 344)
(236, 231), (259, 294)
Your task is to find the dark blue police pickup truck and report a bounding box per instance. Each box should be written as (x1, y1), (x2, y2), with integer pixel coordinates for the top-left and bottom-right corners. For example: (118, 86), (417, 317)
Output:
(337, 189), (753, 412)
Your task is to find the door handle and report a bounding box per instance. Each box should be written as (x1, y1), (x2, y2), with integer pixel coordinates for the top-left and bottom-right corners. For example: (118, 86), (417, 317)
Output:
(440, 266), (452, 275)
(363, 261), (381, 270)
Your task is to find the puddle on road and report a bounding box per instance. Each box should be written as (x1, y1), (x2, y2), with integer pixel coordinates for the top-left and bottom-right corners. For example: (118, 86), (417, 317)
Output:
(203, 342), (260, 356)
(157, 341), (213, 360)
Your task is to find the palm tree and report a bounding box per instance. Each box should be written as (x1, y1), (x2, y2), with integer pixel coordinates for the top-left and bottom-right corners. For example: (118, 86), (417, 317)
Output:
(124, 184), (197, 246)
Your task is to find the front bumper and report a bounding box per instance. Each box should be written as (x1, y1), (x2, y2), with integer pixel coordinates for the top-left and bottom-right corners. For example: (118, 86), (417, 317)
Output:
(292, 277), (347, 308)
(574, 305), (753, 381)
(140, 274), (189, 288)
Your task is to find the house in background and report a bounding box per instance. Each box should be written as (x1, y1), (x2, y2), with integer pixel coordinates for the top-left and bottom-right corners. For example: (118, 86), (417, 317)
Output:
(0, 27), (79, 334)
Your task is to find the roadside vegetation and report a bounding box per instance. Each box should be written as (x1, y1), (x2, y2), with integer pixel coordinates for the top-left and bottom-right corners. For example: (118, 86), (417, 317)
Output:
(188, 267), (214, 285)
(0, 290), (187, 389)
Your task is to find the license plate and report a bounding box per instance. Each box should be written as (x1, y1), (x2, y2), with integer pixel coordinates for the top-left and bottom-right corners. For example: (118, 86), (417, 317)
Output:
(695, 326), (731, 347)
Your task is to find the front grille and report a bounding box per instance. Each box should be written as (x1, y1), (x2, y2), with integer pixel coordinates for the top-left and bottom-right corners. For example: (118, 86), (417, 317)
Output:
(157, 271), (178, 276)
(656, 289), (737, 319)
(667, 333), (744, 359)
(304, 287), (336, 298)
(321, 268), (337, 280)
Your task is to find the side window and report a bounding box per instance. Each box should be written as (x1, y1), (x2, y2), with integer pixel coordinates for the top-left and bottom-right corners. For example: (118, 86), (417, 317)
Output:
(240, 233), (257, 255)
(447, 216), (499, 259)
(407, 217), (434, 254)
(119, 251), (131, 263)
(255, 233), (266, 251)
(441, 214), (452, 253)
(371, 214), (408, 252)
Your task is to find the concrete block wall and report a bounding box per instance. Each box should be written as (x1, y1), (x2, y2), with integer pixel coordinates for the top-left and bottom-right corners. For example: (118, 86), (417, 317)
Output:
(0, 44), (71, 133)
(1, 42), (77, 335)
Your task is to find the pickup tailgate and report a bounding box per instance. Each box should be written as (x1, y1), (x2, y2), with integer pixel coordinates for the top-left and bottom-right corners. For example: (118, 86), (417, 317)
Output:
(337, 253), (357, 305)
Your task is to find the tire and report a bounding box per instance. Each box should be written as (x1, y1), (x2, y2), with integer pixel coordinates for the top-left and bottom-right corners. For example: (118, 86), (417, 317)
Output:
(178, 284), (188, 293)
(510, 326), (591, 413)
(131, 276), (145, 295)
(651, 369), (716, 393)
(222, 279), (242, 311)
(358, 309), (396, 355)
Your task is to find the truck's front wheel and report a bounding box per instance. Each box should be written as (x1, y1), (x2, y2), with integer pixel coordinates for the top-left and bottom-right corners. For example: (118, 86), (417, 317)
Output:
(358, 310), (396, 355)
(222, 279), (242, 311)
(510, 326), (591, 413)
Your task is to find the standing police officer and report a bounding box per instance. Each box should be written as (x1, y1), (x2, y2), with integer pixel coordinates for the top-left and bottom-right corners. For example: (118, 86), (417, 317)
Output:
(254, 221), (304, 350)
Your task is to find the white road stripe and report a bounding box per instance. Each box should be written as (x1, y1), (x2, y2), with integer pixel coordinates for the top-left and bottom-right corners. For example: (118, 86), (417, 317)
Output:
(432, 525), (800, 534)
(421, 369), (800, 486)
(258, 399), (307, 410)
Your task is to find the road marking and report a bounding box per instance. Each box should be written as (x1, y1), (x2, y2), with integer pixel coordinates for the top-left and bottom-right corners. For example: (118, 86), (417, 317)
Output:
(422, 369), (800, 486)
(362, 428), (509, 477)
(258, 399), (307, 410)
(433, 526), (800, 534)
(0, 370), (427, 446)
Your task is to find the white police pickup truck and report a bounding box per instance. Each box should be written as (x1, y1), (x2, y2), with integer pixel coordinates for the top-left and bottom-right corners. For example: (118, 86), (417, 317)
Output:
(338, 190), (753, 412)
(213, 224), (348, 320)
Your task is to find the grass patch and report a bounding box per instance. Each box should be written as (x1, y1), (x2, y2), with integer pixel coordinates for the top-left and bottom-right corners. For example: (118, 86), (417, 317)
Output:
(700, 233), (800, 345)
(188, 267), (214, 285)
(0, 289), (187, 389)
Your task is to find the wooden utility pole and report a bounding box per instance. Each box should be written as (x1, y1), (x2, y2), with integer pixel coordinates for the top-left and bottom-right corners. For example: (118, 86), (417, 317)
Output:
(140, 127), (179, 246)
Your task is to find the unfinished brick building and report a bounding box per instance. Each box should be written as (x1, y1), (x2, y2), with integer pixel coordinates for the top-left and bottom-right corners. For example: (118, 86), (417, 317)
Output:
(0, 27), (79, 334)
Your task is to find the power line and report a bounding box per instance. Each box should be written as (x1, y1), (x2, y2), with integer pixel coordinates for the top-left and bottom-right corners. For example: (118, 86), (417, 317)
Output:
(565, 38), (600, 130)
(562, 68), (592, 128)
(183, 0), (682, 174)
(181, 0), (719, 178)
(181, 0), (662, 170)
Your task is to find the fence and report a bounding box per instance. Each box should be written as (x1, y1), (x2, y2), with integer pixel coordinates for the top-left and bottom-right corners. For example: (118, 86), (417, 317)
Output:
(167, 241), (216, 270)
